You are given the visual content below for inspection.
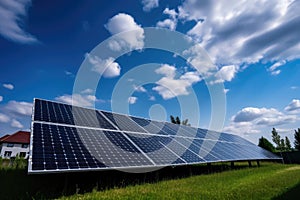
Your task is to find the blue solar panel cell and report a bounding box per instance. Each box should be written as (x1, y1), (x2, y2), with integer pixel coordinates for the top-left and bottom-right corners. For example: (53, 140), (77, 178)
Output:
(101, 111), (146, 133)
(33, 99), (117, 130)
(149, 121), (177, 135)
(125, 133), (185, 165)
(130, 117), (167, 135)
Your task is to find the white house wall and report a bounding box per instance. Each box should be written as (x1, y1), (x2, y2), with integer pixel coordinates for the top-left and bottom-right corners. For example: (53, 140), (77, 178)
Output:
(0, 143), (29, 159)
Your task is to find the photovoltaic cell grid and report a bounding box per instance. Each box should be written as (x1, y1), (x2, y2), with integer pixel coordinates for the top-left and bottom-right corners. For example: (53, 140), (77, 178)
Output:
(28, 99), (281, 174)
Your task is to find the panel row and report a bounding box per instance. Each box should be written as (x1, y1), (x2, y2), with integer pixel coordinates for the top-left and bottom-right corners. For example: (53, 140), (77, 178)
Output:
(29, 122), (280, 173)
(33, 99), (256, 146)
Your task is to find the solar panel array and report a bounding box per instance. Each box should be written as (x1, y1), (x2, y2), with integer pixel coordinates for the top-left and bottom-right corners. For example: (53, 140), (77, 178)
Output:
(28, 99), (281, 173)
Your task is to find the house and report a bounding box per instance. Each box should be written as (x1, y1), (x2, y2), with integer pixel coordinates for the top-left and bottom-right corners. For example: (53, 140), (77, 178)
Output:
(0, 131), (30, 159)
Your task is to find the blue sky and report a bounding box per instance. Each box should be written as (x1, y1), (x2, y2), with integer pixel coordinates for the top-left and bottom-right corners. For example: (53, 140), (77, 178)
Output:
(0, 0), (300, 146)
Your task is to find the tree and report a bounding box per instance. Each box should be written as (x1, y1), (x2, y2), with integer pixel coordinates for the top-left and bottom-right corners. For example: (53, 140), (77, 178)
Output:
(280, 139), (285, 151)
(170, 115), (176, 124)
(272, 128), (281, 149)
(175, 116), (181, 124)
(181, 119), (191, 126)
(285, 136), (292, 151)
(294, 128), (300, 150)
(258, 137), (275, 152)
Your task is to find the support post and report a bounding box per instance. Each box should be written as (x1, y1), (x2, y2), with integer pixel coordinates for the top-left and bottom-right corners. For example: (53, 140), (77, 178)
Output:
(231, 161), (234, 168)
(207, 163), (212, 173)
(248, 161), (252, 167)
(257, 160), (260, 167)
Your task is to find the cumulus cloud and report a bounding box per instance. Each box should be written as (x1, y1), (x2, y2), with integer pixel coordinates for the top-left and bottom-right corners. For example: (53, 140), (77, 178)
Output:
(183, 44), (217, 75)
(153, 64), (201, 99)
(214, 65), (239, 83)
(0, 0), (38, 43)
(0, 96), (3, 102)
(128, 96), (138, 104)
(133, 85), (147, 93)
(105, 13), (144, 51)
(55, 94), (100, 107)
(233, 107), (266, 123)
(157, 19), (177, 31)
(156, 8), (178, 30)
(11, 119), (23, 129)
(3, 83), (14, 90)
(141, 0), (159, 12)
(224, 106), (298, 135)
(0, 113), (10, 123)
(178, 0), (300, 73)
(285, 99), (300, 113)
(5, 100), (32, 116)
(85, 53), (121, 78)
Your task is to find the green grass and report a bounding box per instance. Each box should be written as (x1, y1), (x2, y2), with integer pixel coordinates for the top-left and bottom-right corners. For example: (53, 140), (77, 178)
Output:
(59, 163), (300, 200)
(1, 162), (300, 199)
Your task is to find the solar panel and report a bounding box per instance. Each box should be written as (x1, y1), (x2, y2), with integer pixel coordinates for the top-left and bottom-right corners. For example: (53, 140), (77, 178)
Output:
(28, 99), (281, 174)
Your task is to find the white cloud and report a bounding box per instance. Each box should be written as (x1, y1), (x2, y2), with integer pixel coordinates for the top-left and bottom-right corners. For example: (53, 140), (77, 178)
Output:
(141, 0), (159, 12)
(81, 88), (94, 94)
(65, 71), (74, 77)
(155, 64), (176, 77)
(285, 99), (300, 113)
(85, 53), (121, 78)
(271, 70), (281, 76)
(0, 96), (3, 102)
(268, 60), (286, 75)
(55, 94), (100, 107)
(149, 96), (156, 101)
(133, 85), (147, 93)
(291, 86), (298, 90)
(0, 113), (10, 123)
(5, 100), (32, 116)
(224, 89), (230, 94)
(0, 0), (38, 43)
(157, 19), (177, 31)
(105, 13), (144, 51)
(183, 44), (217, 75)
(156, 8), (178, 30)
(214, 65), (239, 83)
(224, 106), (298, 135)
(128, 96), (138, 104)
(3, 83), (14, 90)
(179, 0), (300, 73)
(233, 107), (265, 122)
(153, 64), (201, 99)
(11, 119), (23, 129)
(163, 8), (177, 19)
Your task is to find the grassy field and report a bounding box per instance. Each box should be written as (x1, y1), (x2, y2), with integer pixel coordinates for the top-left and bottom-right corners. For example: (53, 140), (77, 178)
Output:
(58, 162), (300, 200)
(1, 161), (300, 199)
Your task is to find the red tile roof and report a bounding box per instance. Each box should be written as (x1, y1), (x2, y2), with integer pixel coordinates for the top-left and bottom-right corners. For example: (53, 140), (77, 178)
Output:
(0, 131), (30, 144)
(0, 134), (10, 141)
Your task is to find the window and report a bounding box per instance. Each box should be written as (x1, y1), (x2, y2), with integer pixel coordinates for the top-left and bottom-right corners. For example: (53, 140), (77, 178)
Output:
(7, 143), (14, 147)
(22, 144), (28, 148)
(19, 152), (26, 158)
(4, 151), (12, 158)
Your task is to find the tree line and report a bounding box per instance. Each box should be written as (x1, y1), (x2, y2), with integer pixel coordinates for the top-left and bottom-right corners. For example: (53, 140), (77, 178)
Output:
(258, 128), (300, 152)
(170, 115), (191, 126)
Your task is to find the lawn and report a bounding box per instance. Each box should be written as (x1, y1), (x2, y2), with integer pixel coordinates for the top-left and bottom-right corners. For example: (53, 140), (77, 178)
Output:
(1, 161), (300, 199)
(59, 162), (300, 200)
